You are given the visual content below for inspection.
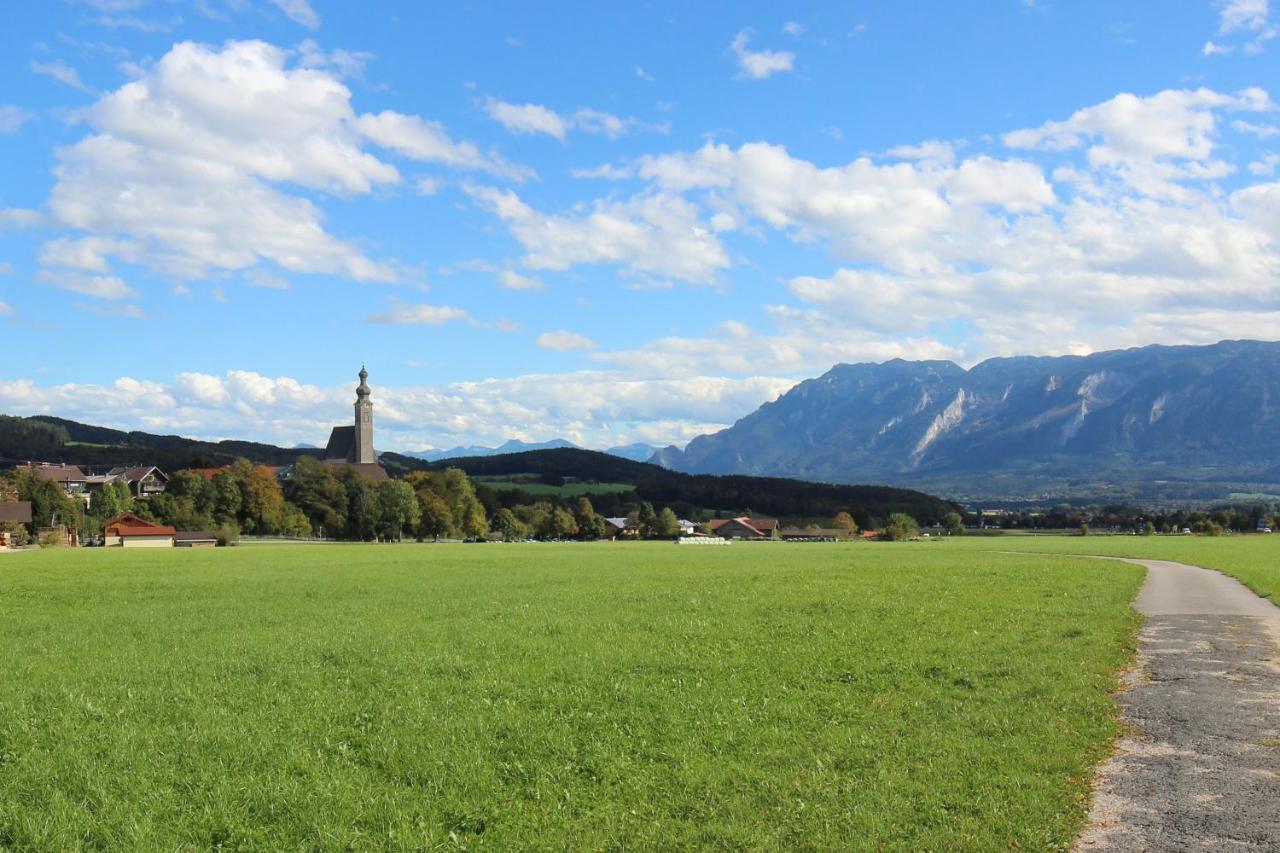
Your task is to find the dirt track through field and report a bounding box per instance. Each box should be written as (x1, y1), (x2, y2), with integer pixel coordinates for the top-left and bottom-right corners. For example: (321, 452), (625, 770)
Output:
(1076, 559), (1280, 851)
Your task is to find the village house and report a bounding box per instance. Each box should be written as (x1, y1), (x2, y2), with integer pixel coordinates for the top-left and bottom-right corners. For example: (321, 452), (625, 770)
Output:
(105, 466), (169, 498)
(102, 512), (175, 548)
(0, 500), (33, 547)
(26, 463), (89, 499)
(709, 517), (780, 540)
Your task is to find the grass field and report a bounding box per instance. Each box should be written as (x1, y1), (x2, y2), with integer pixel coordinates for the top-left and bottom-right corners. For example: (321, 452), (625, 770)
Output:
(0, 543), (1143, 849)
(472, 476), (636, 498)
(958, 534), (1280, 602)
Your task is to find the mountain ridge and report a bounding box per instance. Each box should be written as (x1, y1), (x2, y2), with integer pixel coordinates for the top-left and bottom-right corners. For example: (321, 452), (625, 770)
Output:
(656, 339), (1280, 501)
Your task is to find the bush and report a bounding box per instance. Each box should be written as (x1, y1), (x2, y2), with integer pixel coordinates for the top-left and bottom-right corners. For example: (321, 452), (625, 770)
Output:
(881, 513), (920, 541)
(215, 522), (241, 547)
(37, 530), (64, 549)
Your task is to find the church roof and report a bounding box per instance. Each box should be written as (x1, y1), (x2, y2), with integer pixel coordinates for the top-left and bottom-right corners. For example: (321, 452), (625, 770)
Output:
(321, 460), (390, 481)
(324, 426), (354, 462)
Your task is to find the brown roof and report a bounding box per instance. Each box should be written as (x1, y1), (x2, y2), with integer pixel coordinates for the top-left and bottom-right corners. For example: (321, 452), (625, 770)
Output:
(323, 460), (389, 481)
(103, 512), (155, 529)
(780, 527), (853, 539)
(174, 530), (216, 541)
(0, 501), (33, 524)
(116, 525), (176, 537)
(29, 464), (87, 482)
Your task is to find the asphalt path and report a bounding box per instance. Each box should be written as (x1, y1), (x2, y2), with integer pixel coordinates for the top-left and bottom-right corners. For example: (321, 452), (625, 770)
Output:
(1077, 559), (1280, 851)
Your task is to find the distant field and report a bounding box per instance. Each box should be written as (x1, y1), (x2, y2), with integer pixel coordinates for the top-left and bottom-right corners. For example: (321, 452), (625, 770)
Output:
(960, 534), (1280, 602)
(473, 475), (635, 497)
(0, 543), (1141, 849)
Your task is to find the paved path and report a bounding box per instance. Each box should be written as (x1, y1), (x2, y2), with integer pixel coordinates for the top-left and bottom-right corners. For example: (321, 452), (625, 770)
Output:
(1077, 559), (1280, 851)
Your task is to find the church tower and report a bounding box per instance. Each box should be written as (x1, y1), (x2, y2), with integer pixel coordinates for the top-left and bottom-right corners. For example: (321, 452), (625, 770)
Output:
(351, 366), (376, 464)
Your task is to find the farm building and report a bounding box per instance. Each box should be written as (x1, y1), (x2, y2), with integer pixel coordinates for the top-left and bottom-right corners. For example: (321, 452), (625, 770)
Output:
(174, 531), (217, 548)
(709, 517), (780, 540)
(103, 512), (175, 547)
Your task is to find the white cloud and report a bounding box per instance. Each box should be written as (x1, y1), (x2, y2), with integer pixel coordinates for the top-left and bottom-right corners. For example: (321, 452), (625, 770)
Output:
(31, 60), (92, 93)
(482, 97), (568, 140)
(886, 139), (956, 164)
(0, 209), (42, 229)
(0, 370), (799, 451)
(782, 21), (804, 36)
(32, 39), (520, 291)
(0, 300), (11, 315)
(355, 109), (531, 180)
(270, 0), (320, 29)
(1218, 0), (1268, 33)
(482, 97), (665, 140)
(295, 39), (371, 79)
(730, 29), (795, 80)
(1248, 152), (1280, 174)
(37, 270), (139, 300)
(1233, 118), (1280, 137)
(365, 301), (470, 325)
(1207, 0), (1274, 53)
(635, 66), (654, 81)
(466, 185), (729, 283)
(536, 330), (595, 351)
(498, 269), (544, 290)
(0, 105), (32, 133)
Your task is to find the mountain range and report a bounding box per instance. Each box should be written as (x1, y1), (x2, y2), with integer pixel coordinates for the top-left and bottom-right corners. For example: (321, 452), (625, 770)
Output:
(654, 340), (1280, 502)
(402, 439), (661, 463)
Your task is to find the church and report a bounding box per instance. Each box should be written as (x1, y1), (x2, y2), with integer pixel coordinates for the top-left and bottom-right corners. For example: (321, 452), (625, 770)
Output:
(323, 367), (390, 481)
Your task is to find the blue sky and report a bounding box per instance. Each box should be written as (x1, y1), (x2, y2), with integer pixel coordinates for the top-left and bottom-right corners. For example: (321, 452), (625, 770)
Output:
(1, 0), (1278, 451)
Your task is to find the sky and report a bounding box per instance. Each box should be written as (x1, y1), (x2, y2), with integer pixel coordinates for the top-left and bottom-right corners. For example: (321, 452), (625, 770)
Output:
(1, 0), (1279, 453)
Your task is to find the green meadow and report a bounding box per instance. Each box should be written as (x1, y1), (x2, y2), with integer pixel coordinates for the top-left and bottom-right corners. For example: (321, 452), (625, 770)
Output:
(0, 543), (1145, 850)
(959, 534), (1280, 602)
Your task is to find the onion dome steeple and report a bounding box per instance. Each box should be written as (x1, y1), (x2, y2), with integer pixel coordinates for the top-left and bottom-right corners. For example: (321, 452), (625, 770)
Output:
(356, 365), (371, 398)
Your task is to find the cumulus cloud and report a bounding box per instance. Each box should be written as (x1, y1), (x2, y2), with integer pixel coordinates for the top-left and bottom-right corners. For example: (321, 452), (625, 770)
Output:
(482, 97), (665, 140)
(1205, 0), (1275, 54)
(524, 85), (1280, 369)
(466, 185), (729, 283)
(536, 330), (595, 351)
(0, 369), (799, 451)
(498, 269), (543, 290)
(37, 270), (139, 300)
(730, 29), (795, 80)
(365, 301), (471, 325)
(31, 60), (92, 92)
(32, 39), (524, 292)
(270, 0), (320, 29)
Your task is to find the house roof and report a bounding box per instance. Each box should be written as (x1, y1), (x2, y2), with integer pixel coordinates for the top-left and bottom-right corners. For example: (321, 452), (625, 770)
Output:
(185, 467), (230, 481)
(0, 501), (33, 524)
(106, 466), (168, 483)
(174, 530), (216, 541)
(604, 517), (630, 528)
(780, 527), (853, 538)
(116, 525), (176, 537)
(29, 464), (87, 482)
(103, 512), (156, 529)
(710, 517), (778, 536)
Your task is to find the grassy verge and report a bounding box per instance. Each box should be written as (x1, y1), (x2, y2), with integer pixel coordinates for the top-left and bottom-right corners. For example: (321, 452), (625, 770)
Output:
(0, 543), (1141, 849)
(959, 534), (1280, 602)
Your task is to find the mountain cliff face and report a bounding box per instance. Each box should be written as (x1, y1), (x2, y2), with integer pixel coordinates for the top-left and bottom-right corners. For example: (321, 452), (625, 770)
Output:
(658, 340), (1280, 499)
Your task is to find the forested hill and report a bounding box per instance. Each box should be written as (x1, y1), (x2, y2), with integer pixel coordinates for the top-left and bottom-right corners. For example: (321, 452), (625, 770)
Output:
(425, 447), (959, 525)
(0, 414), (326, 473)
(0, 415), (956, 525)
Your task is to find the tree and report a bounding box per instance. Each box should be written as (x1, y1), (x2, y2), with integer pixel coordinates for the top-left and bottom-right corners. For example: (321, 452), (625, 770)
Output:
(636, 502), (659, 539)
(943, 511), (964, 536)
(338, 468), (379, 541)
(574, 497), (606, 541)
(91, 480), (134, 521)
(549, 507), (579, 539)
(281, 502), (313, 538)
(1079, 522), (1090, 536)
(288, 457), (347, 537)
(211, 471), (242, 524)
(228, 460), (286, 534)
(492, 508), (528, 541)
(654, 507), (681, 539)
(1142, 520), (1156, 536)
(882, 513), (920, 541)
(514, 502), (553, 539)
(833, 511), (857, 533)
(376, 480), (420, 542)
(416, 491), (454, 540)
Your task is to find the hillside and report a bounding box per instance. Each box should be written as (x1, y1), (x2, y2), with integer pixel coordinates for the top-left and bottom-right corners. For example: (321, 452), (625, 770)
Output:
(657, 340), (1280, 501)
(428, 448), (958, 525)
